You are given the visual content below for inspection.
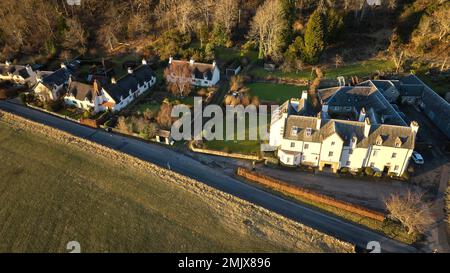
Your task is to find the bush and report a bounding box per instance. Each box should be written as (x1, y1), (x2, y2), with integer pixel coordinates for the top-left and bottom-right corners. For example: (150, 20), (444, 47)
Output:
(374, 171), (382, 178)
(401, 172), (410, 181)
(340, 167), (349, 174)
(44, 100), (63, 112)
(0, 88), (18, 100)
(364, 167), (375, 176)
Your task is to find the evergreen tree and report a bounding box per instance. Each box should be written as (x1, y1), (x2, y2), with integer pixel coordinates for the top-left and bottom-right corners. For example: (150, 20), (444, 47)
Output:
(326, 9), (344, 44)
(280, 0), (296, 48)
(303, 8), (326, 64)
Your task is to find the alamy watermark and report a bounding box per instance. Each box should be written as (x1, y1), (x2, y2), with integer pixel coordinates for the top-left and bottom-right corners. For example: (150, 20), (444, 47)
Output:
(171, 97), (279, 144)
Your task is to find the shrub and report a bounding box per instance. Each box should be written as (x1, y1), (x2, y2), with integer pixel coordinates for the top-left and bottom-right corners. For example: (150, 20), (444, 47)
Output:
(401, 172), (410, 181)
(44, 100), (63, 112)
(364, 167), (374, 176)
(374, 171), (383, 178)
(340, 167), (349, 174)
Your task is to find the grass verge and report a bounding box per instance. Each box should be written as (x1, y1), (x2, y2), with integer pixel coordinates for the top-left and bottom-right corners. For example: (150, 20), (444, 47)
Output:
(240, 176), (419, 245)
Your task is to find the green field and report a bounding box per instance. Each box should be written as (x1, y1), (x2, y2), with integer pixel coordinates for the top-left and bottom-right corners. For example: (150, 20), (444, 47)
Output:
(0, 121), (306, 252)
(248, 60), (395, 81)
(247, 83), (304, 103)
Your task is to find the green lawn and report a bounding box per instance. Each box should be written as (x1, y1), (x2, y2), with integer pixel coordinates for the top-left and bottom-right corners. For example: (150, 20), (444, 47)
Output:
(134, 102), (160, 114)
(202, 115), (270, 156)
(0, 121), (301, 252)
(247, 83), (304, 103)
(215, 47), (259, 64)
(248, 60), (396, 81)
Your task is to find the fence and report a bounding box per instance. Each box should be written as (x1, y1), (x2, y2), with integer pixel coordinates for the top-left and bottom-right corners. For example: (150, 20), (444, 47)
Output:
(236, 167), (386, 222)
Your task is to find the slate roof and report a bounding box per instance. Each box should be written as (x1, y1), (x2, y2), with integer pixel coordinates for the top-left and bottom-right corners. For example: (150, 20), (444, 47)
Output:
(0, 64), (32, 79)
(42, 67), (72, 87)
(67, 81), (94, 102)
(283, 115), (321, 142)
(366, 124), (415, 149)
(170, 60), (215, 80)
(103, 64), (155, 102)
(319, 85), (406, 126)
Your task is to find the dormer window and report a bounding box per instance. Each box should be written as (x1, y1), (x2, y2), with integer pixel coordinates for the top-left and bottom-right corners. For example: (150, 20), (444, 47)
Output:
(394, 137), (402, 147)
(291, 126), (299, 136)
(376, 135), (383, 145)
(306, 127), (312, 136)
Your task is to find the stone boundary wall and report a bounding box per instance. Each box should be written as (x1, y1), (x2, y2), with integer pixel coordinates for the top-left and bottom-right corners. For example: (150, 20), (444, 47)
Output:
(237, 167), (386, 222)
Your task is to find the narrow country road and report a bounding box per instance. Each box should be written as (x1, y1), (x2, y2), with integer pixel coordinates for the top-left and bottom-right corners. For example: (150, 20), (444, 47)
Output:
(0, 101), (418, 253)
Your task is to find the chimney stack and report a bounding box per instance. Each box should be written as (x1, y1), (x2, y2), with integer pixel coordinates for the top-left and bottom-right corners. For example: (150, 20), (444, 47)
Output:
(316, 112), (321, 130)
(111, 77), (116, 84)
(127, 67), (133, 74)
(358, 107), (366, 122)
(142, 58), (147, 65)
(169, 56), (173, 64)
(410, 121), (419, 134)
(189, 59), (195, 65)
(301, 90), (308, 100)
(5, 60), (10, 66)
(364, 117), (371, 137)
(61, 63), (67, 69)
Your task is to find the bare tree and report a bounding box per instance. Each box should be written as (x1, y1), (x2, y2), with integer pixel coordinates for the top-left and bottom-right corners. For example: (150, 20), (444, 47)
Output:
(164, 63), (193, 97)
(62, 18), (87, 55)
(156, 101), (173, 129)
(249, 0), (287, 60)
(334, 54), (344, 68)
(385, 190), (434, 235)
(213, 0), (239, 36)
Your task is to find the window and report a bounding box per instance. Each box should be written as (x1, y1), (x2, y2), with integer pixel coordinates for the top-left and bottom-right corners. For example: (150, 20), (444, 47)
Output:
(304, 144), (309, 149)
(331, 141), (335, 146)
(286, 157), (290, 163)
(291, 126), (299, 136)
(306, 127), (312, 136)
(290, 142), (295, 148)
(349, 149), (353, 155)
(392, 153), (397, 159)
(346, 161), (351, 166)
(328, 151), (333, 157)
(370, 162), (375, 168)
(394, 165), (399, 171)
(373, 150), (378, 156)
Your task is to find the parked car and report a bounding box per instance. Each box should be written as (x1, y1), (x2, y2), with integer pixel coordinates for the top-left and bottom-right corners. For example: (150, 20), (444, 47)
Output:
(411, 151), (424, 165)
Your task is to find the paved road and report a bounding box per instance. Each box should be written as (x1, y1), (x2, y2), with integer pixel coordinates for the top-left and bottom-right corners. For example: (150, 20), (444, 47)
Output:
(0, 101), (418, 253)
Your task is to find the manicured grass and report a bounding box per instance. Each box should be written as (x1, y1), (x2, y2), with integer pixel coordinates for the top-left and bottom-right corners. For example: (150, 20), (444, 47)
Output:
(248, 60), (396, 81)
(215, 47), (259, 63)
(247, 83), (304, 103)
(0, 121), (297, 252)
(202, 115), (270, 156)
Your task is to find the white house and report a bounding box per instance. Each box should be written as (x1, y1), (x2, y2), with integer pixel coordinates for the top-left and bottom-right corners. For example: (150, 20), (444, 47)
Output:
(33, 63), (72, 102)
(63, 59), (156, 113)
(269, 87), (418, 176)
(0, 61), (36, 85)
(166, 58), (220, 87)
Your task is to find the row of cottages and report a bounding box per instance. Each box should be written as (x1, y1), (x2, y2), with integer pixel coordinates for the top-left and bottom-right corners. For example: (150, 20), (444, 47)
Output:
(35, 59), (156, 113)
(0, 61), (36, 85)
(166, 57), (220, 87)
(269, 88), (418, 176)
